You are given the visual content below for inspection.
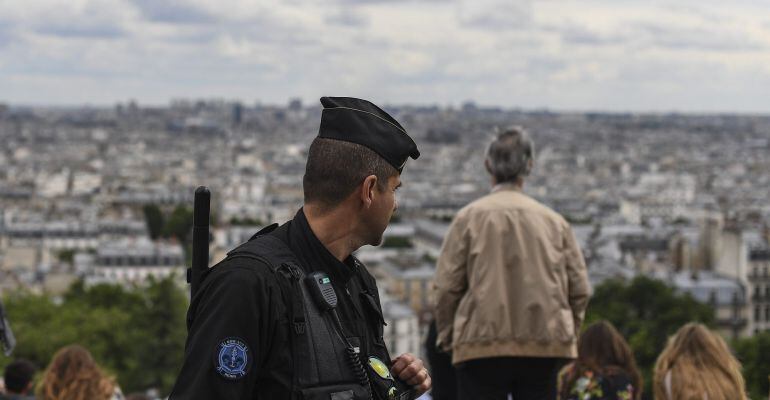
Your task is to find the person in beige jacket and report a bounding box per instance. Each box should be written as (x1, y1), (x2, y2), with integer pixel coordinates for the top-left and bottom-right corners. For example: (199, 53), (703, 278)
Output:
(432, 126), (591, 400)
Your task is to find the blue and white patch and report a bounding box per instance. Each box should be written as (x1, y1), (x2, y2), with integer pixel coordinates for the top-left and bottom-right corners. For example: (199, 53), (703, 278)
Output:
(214, 337), (250, 380)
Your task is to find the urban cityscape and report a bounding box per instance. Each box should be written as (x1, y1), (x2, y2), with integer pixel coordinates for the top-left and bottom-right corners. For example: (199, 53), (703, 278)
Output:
(0, 99), (769, 397)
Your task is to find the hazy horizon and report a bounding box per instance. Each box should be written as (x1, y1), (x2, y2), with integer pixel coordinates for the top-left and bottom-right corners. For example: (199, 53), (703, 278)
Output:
(6, 98), (770, 117)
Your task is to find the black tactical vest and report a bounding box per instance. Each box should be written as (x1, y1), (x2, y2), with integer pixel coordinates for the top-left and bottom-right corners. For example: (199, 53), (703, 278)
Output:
(223, 228), (374, 400)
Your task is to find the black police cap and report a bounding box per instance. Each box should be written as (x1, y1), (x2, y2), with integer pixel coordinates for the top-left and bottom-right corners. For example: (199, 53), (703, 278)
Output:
(318, 97), (420, 172)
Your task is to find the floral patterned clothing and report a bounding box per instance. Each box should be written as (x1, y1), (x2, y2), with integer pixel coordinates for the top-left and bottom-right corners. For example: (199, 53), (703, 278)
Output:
(558, 366), (635, 400)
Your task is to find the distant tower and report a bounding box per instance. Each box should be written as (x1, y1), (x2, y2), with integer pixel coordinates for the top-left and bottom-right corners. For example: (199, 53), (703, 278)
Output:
(288, 98), (303, 112)
(127, 100), (139, 115)
(232, 102), (243, 127)
(763, 224), (770, 245)
(698, 217), (723, 271)
(670, 234), (691, 272)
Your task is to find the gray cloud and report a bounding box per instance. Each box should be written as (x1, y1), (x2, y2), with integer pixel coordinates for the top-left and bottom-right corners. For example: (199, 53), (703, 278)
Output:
(553, 24), (630, 46)
(663, 4), (726, 24)
(526, 56), (567, 75)
(334, 0), (451, 3)
(0, 20), (15, 48)
(634, 23), (766, 52)
(1, 0), (769, 112)
(457, 1), (532, 31)
(545, 15), (767, 52)
(142, 7), (323, 49)
(324, 9), (369, 27)
(35, 24), (126, 39)
(0, 2), (132, 42)
(1, 44), (130, 77)
(161, 29), (221, 44)
(128, 0), (219, 24)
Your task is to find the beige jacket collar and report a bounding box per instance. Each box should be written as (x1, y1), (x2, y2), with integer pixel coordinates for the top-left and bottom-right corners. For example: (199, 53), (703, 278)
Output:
(491, 182), (523, 193)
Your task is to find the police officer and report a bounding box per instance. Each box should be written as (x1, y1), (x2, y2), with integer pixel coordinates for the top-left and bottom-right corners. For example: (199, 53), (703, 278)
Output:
(170, 97), (432, 399)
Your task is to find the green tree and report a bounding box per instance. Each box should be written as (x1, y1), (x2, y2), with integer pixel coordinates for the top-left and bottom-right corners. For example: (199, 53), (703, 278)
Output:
(133, 275), (188, 394)
(56, 249), (76, 264)
(1, 277), (189, 397)
(229, 216), (263, 226)
(143, 204), (165, 240)
(0, 289), (140, 382)
(163, 205), (193, 244)
(585, 276), (715, 398)
(64, 279), (144, 312)
(209, 211), (219, 227)
(734, 331), (770, 400)
(382, 236), (412, 248)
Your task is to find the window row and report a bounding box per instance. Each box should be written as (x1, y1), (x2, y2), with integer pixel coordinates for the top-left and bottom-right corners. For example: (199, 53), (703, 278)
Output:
(753, 306), (770, 322)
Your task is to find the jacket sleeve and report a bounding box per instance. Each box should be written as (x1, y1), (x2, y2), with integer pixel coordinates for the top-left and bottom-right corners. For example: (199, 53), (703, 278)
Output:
(169, 262), (281, 399)
(432, 212), (470, 352)
(563, 223), (591, 332)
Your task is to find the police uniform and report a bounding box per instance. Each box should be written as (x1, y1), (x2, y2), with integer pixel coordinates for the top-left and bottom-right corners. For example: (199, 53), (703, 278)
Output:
(170, 97), (420, 400)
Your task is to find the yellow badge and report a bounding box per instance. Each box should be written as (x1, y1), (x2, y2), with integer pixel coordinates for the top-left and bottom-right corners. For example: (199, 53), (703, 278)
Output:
(368, 357), (392, 380)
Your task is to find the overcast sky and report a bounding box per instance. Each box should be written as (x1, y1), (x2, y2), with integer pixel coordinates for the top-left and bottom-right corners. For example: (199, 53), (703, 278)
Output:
(1, 0), (769, 112)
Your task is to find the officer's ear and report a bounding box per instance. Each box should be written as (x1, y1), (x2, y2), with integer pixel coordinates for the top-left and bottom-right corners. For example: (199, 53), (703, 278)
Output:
(360, 175), (378, 209)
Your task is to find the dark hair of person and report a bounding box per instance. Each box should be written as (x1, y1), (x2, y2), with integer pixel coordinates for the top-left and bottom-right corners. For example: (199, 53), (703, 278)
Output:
(4, 359), (37, 393)
(560, 320), (643, 400)
(303, 137), (398, 211)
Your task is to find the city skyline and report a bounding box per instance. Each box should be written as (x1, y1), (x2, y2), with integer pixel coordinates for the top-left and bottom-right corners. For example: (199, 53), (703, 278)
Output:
(1, 91), (769, 398)
(1, 0), (770, 113)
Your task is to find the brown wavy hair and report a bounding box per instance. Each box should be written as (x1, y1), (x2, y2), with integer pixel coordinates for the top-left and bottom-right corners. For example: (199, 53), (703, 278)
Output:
(36, 345), (117, 400)
(559, 320), (642, 400)
(653, 323), (747, 400)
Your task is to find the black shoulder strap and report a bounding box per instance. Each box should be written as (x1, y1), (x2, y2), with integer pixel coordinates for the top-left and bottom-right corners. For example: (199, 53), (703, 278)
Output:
(247, 223), (279, 241)
(226, 234), (307, 335)
(351, 256), (378, 296)
(225, 233), (315, 399)
(228, 231), (292, 268)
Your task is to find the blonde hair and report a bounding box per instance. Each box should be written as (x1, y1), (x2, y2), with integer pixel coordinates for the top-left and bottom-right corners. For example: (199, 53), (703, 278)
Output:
(653, 323), (747, 400)
(37, 345), (116, 400)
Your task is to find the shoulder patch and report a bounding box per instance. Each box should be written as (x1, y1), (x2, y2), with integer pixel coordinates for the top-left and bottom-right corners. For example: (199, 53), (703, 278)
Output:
(214, 337), (251, 380)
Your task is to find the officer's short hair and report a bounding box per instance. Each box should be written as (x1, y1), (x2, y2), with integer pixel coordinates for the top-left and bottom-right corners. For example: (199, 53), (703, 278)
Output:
(4, 359), (36, 393)
(486, 126), (535, 184)
(304, 137), (397, 210)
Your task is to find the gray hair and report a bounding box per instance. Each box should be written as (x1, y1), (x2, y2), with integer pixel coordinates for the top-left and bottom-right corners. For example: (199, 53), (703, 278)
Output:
(485, 126), (535, 184)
